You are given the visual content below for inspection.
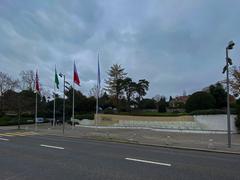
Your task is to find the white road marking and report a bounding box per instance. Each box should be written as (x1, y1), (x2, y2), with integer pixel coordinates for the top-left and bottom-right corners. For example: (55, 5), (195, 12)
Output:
(0, 133), (14, 137)
(0, 137), (9, 141)
(0, 132), (37, 137)
(40, 144), (64, 150)
(125, 158), (171, 167)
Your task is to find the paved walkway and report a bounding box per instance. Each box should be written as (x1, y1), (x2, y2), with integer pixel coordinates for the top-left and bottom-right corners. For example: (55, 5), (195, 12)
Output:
(1, 123), (240, 153)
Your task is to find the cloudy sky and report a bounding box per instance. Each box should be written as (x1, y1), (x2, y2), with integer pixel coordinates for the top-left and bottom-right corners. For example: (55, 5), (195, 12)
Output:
(0, 0), (240, 98)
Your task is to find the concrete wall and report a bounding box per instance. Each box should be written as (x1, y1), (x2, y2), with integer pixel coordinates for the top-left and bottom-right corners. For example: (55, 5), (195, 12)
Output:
(95, 114), (238, 133)
(194, 115), (237, 133)
(97, 114), (194, 122)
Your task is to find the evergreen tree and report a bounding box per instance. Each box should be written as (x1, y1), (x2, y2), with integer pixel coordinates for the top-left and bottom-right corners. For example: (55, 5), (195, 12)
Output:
(105, 64), (127, 106)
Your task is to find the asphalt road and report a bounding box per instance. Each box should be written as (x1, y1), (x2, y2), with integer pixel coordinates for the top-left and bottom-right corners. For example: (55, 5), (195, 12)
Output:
(0, 130), (240, 180)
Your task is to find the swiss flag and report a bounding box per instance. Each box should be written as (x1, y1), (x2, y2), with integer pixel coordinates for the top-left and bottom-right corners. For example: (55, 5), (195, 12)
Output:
(73, 62), (80, 86)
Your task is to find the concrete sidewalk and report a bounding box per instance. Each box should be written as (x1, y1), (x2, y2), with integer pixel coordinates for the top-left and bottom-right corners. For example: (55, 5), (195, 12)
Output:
(1, 123), (240, 154)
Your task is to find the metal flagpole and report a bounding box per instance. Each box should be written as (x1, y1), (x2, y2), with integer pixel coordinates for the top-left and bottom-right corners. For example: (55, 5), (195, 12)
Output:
(35, 91), (38, 131)
(63, 74), (65, 134)
(95, 53), (100, 127)
(72, 79), (75, 127)
(53, 84), (56, 127)
(95, 89), (98, 127)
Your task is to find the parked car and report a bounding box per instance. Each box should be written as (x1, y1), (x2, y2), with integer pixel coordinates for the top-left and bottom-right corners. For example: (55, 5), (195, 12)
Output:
(36, 117), (44, 123)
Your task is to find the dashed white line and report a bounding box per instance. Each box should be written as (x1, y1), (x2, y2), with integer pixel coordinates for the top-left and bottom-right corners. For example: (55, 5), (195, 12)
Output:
(0, 137), (9, 141)
(125, 158), (171, 167)
(40, 144), (64, 150)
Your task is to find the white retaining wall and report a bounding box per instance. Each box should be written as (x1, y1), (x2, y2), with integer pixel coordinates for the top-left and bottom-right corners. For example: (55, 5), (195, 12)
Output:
(194, 115), (237, 133)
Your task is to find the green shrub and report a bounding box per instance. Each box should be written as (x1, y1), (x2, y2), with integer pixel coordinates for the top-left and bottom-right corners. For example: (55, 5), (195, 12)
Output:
(103, 108), (115, 114)
(190, 108), (237, 115)
(235, 116), (240, 133)
(75, 114), (94, 120)
(185, 91), (216, 113)
(235, 105), (240, 133)
(190, 109), (226, 115)
(0, 111), (4, 117)
(0, 116), (34, 126)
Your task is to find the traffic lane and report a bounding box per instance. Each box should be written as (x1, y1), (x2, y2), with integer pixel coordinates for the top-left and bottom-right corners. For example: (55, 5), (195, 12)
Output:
(1, 135), (240, 180)
(0, 136), (174, 180)
(11, 134), (240, 169)
(5, 135), (240, 176)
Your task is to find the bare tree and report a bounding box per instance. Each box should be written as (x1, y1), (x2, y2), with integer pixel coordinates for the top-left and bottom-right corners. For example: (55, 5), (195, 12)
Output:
(89, 85), (103, 98)
(0, 72), (19, 112)
(154, 94), (161, 111)
(229, 66), (240, 97)
(19, 70), (35, 90)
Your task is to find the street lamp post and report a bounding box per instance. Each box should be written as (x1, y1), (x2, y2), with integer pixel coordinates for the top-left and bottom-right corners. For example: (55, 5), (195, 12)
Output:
(59, 73), (66, 135)
(59, 73), (70, 135)
(223, 40), (235, 148)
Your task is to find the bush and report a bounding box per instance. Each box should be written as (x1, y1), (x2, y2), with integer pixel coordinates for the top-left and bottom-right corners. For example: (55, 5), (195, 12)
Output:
(0, 116), (34, 126)
(235, 116), (240, 133)
(0, 111), (4, 117)
(103, 108), (115, 114)
(75, 114), (94, 120)
(190, 109), (226, 115)
(235, 105), (240, 133)
(185, 91), (216, 113)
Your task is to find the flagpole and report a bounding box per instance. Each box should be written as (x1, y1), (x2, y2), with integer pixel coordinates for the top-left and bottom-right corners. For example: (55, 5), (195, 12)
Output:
(95, 90), (98, 127)
(95, 53), (100, 127)
(35, 88), (38, 131)
(35, 70), (39, 132)
(53, 92), (56, 127)
(72, 77), (75, 127)
(72, 61), (80, 127)
(53, 77), (56, 127)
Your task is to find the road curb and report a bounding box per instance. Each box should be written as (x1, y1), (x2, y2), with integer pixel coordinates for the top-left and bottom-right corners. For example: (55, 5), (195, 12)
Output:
(38, 131), (240, 155)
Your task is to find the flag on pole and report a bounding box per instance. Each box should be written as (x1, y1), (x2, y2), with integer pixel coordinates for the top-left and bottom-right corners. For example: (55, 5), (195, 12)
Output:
(55, 67), (59, 89)
(35, 70), (40, 92)
(73, 62), (80, 86)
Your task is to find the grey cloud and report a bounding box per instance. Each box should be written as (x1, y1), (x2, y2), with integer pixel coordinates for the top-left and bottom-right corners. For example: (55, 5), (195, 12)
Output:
(1, 0), (240, 97)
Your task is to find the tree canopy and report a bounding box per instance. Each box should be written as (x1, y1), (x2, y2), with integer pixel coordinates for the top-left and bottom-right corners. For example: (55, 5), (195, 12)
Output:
(185, 91), (216, 112)
(209, 83), (227, 108)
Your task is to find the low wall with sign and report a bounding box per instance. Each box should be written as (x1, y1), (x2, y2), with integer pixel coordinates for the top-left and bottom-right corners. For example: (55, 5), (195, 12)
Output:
(96, 114), (194, 122)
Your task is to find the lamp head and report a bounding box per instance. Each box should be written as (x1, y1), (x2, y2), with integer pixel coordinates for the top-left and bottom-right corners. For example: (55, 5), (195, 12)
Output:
(227, 57), (233, 65)
(222, 65), (227, 74)
(227, 40), (235, 50)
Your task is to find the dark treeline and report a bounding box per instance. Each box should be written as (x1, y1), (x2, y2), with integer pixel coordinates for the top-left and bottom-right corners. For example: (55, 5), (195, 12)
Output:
(0, 65), (153, 121)
(2, 64), (240, 125)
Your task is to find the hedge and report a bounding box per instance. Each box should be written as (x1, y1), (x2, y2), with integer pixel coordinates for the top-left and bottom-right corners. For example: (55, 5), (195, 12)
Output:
(75, 114), (94, 120)
(0, 116), (34, 126)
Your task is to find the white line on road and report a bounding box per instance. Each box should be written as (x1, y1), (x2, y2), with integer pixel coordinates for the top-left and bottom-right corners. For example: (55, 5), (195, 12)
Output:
(0, 137), (9, 141)
(125, 158), (171, 167)
(40, 144), (64, 150)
